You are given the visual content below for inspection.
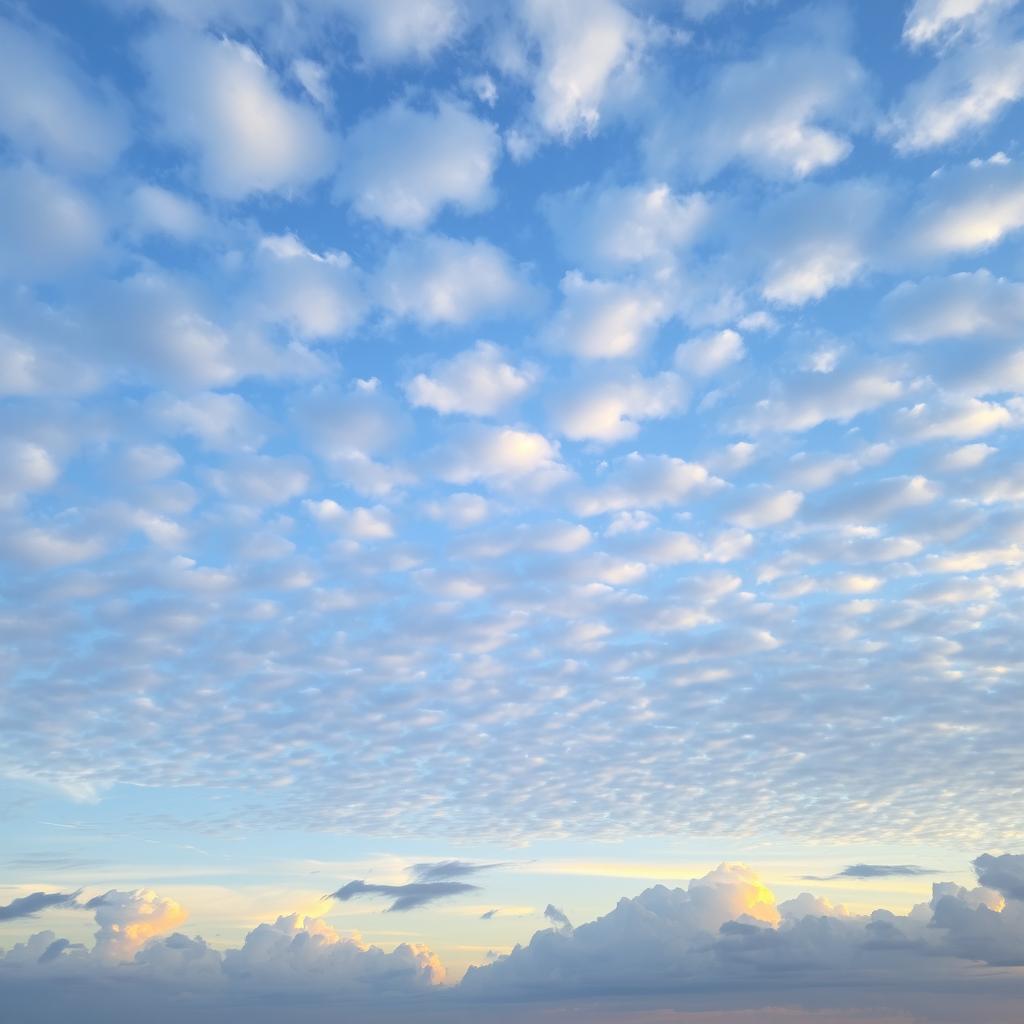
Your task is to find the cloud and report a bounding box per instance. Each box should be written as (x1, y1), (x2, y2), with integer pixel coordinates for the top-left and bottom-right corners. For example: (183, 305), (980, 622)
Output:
(544, 904), (573, 932)
(649, 11), (866, 180)
(406, 342), (537, 416)
(410, 860), (504, 882)
(329, 879), (480, 912)
(903, 0), (1018, 48)
(514, 0), (645, 141)
(884, 269), (1024, 342)
(544, 272), (667, 359)
(335, 99), (499, 229)
(376, 235), (535, 327)
(141, 26), (334, 198)
(0, 14), (128, 170)
(252, 234), (365, 342)
(886, 35), (1024, 152)
(434, 425), (570, 492)
(552, 371), (686, 442)
(88, 889), (188, 960)
(0, 891), (79, 921)
(675, 329), (745, 377)
(574, 453), (721, 516)
(973, 853), (1024, 900)
(0, 164), (104, 281)
(205, 455), (310, 506)
(329, 0), (465, 63)
(829, 864), (937, 879)
(544, 183), (709, 272)
(726, 487), (803, 529)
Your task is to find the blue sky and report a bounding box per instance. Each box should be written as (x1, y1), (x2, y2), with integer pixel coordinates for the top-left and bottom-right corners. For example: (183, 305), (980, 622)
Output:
(3, 0), (1024, 1020)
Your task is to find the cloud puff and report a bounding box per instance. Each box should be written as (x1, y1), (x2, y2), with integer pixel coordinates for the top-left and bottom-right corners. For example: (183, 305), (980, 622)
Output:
(329, 0), (465, 63)
(553, 371), (685, 442)
(650, 13), (865, 180)
(141, 27), (334, 198)
(435, 425), (570, 492)
(574, 453), (720, 516)
(544, 272), (667, 359)
(88, 889), (188, 960)
(0, 14), (128, 170)
(335, 99), (499, 229)
(376, 235), (534, 327)
(406, 342), (537, 416)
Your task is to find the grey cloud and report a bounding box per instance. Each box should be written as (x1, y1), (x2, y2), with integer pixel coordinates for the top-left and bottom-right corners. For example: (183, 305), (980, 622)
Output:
(544, 904), (573, 932)
(973, 853), (1024, 901)
(832, 864), (937, 879)
(0, 890), (79, 921)
(410, 860), (504, 882)
(329, 879), (480, 912)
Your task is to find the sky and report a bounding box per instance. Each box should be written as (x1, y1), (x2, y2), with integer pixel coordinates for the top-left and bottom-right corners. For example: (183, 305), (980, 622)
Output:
(2, 0), (1024, 1020)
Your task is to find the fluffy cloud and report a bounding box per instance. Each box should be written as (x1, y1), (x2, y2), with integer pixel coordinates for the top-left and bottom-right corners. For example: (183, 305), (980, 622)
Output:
(335, 100), (499, 229)
(650, 14), (865, 180)
(406, 341), (537, 415)
(675, 329), (745, 377)
(903, 0), (1018, 47)
(886, 36), (1024, 152)
(141, 27), (334, 198)
(0, 14), (128, 170)
(544, 272), (667, 359)
(376, 235), (534, 326)
(544, 183), (710, 272)
(574, 453), (720, 516)
(514, 0), (645, 140)
(435, 425), (570, 491)
(88, 889), (188, 961)
(552, 371), (686, 442)
(329, 0), (465, 63)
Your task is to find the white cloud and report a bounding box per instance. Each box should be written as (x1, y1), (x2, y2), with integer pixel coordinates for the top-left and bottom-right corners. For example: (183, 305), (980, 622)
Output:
(885, 269), (1024, 342)
(727, 487), (803, 529)
(941, 442), (996, 469)
(91, 889), (188, 961)
(903, 0), (1018, 47)
(675, 329), (745, 377)
(0, 164), (103, 280)
(738, 366), (904, 433)
(335, 99), (499, 229)
(0, 15), (128, 170)
(544, 272), (666, 359)
(897, 396), (1014, 440)
(544, 183), (710, 272)
(149, 391), (264, 452)
(128, 184), (206, 241)
(377, 235), (534, 327)
(406, 342), (537, 416)
(553, 371), (686, 442)
(253, 233), (365, 341)
(423, 492), (490, 528)
(886, 37), (1024, 152)
(141, 27), (334, 199)
(905, 158), (1024, 255)
(650, 17), (865, 180)
(329, 0), (465, 63)
(0, 439), (60, 508)
(516, 0), (644, 140)
(435, 425), (570, 492)
(575, 453), (721, 515)
(206, 455), (309, 506)
(305, 498), (394, 540)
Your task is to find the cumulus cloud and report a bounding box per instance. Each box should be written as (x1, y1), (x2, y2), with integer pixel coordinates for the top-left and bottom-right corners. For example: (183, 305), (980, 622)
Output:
(329, 0), (465, 63)
(0, 14), (128, 170)
(552, 371), (685, 442)
(88, 889), (188, 960)
(406, 341), (537, 416)
(544, 272), (667, 359)
(903, 0), (1018, 48)
(335, 99), (499, 229)
(435, 425), (570, 492)
(574, 453), (721, 516)
(376, 235), (535, 327)
(649, 12), (866, 180)
(141, 27), (334, 198)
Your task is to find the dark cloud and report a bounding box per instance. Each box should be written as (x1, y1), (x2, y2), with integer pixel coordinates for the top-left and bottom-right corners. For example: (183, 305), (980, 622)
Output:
(481, 909), (499, 920)
(409, 860), (504, 882)
(0, 890), (79, 921)
(973, 853), (1024, 901)
(806, 863), (937, 880)
(328, 879), (479, 912)
(37, 938), (83, 963)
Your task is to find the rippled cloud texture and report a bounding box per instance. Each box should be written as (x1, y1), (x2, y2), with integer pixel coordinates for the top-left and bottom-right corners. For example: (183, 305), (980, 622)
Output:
(2, 0), (1024, 1020)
